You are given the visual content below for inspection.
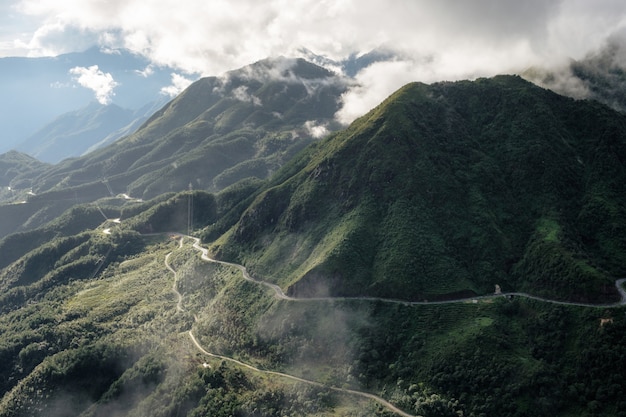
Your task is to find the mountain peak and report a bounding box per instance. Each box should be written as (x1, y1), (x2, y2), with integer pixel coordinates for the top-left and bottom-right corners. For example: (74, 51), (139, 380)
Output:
(215, 75), (626, 304)
(226, 56), (339, 84)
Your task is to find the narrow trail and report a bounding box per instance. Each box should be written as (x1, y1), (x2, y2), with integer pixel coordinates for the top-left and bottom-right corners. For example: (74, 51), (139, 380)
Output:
(165, 252), (185, 313)
(186, 332), (414, 417)
(164, 237), (186, 312)
(164, 236), (417, 417)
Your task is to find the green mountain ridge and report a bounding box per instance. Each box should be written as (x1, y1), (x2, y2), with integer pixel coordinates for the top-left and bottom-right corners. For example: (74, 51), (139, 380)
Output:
(211, 75), (626, 303)
(0, 151), (49, 188)
(16, 103), (136, 164)
(0, 57), (349, 238)
(0, 73), (625, 417)
(15, 98), (171, 164)
(35, 56), (347, 201)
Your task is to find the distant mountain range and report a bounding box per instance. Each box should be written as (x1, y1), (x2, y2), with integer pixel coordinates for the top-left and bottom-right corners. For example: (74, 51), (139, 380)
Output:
(0, 47), (185, 154)
(1, 47), (398, 164)
(0, 57), (350, 237)
(6, 43), (626, 167)
(15, 98), (169, 163)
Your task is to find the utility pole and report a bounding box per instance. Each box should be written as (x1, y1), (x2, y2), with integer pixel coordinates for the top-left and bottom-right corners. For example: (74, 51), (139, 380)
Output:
(102, 178), (114, 196)
(187, 182), (193, 235)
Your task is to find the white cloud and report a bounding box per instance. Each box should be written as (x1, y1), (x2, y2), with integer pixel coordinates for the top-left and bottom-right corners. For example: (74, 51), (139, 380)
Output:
(160, 72), (193, 97)
(232, 85), (262, 106)
(69, 65), (118, 104)
(12, 17), (99, 57)
(303, 120), (329, 138)
(135, 64), (154, 78)
(11, 0), (626, 74)
(8, 0), (626, 120)
(335, 59), (421, 125)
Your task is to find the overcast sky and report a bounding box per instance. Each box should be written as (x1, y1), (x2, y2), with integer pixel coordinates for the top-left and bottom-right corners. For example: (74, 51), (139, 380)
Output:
(3, 0), (626, 123)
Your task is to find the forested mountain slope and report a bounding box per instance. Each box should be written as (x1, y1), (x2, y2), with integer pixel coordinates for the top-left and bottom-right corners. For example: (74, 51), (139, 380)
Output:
(28, 57), (348, 200)
(211, 75), (626, 303)
(0, 58), (349, 238)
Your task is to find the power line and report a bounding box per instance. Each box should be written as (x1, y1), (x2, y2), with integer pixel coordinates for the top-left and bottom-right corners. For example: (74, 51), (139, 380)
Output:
(187, 182), (193, 235)
(94, 204), (108, 221)
(102, 178), (114, 196)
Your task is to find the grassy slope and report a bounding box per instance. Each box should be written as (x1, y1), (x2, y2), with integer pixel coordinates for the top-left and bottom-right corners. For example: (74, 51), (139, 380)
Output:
(0, 220), (381, 417)
(1, 228), (624, 416)
(0, 190), (624, 416)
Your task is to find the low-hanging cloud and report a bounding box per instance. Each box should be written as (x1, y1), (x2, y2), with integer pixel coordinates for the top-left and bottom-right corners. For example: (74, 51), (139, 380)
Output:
(231, 85), (262, 106)
(303, 120), (329, 138)
(335, 59), (425, 125)
(160, 72), (194, 97)
(69, 65), (118, 104)
(11, 0), (626, 120)
(14, 1), (626, 72)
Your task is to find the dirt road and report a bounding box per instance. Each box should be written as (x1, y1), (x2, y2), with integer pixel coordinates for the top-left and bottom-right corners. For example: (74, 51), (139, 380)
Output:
(166, 237), (418, 417)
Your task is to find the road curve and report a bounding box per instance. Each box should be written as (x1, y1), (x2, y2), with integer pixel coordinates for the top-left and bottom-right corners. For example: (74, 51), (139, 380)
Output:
(164, 252), (185, 313)
(164, 237), (416, 417)
(186, 331), (415, 417)
(165, 235), (626, 417)
(186, 236), (626, 309)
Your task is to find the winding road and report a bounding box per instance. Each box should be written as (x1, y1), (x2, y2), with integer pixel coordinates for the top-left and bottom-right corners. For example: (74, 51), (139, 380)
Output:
(187, 236), (626, 309)
(186, 331), (414, 417)
(163, 234), (626, 417)
(164, 236), (417, 417)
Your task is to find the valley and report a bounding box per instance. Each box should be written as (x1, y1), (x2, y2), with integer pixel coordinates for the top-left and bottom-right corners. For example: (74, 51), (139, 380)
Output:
(3, 0), (626, 414)
(1, 63), (626, 416)
(166, 232), (626, 416)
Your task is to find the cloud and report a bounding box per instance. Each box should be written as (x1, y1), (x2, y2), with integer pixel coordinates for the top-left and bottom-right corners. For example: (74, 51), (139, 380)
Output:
(160, 72), (194, 97)
(69, 65), (118, 104)
(522, 29), (626, 109)
(10, 0), (626, 119)
(12, 17), (100, 57)
(15, 0), (626, 73)
(135, 64), (154, 78)
(231, 85), (262, 106)
(303, 120), (329, 138)
(335, 59), (424, 125)
(522, 65), (592, 100)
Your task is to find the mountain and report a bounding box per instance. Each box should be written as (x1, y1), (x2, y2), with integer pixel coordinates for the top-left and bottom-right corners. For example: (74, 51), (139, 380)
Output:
(81, 97), (171, 154)
(0, 57), (349, 238)
(0, 73), (625, 417)
(212, 75), (626, 304)
(0, 47), (182, 152)
(0, 151), (48, 186)
(298, 47), (398, 76)
(16, 102), (134, 163)
(16, 98), (170, 163)
(32, 56), (349, 201)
